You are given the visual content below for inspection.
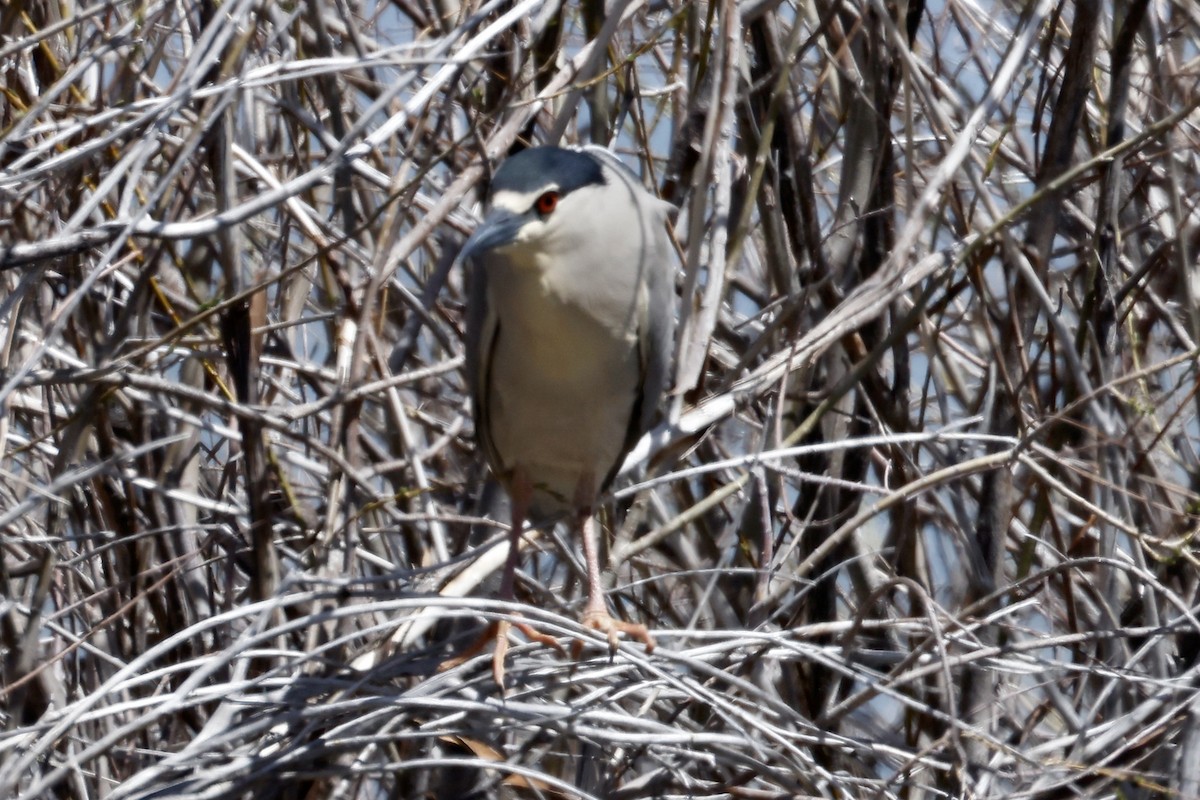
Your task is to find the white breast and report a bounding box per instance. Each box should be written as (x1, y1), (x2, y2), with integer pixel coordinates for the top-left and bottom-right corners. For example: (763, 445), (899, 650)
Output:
(484, 253), (642, 512)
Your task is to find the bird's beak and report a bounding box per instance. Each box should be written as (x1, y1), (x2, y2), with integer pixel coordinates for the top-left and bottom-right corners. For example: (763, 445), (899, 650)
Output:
(459, 208), (525, 263)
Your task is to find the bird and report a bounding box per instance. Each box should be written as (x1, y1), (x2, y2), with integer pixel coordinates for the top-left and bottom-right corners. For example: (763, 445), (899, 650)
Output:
(458, 144), (676, 687)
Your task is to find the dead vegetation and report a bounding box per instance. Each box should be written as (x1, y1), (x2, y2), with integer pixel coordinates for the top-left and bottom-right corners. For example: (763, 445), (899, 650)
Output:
(2, 0), (1200, 797)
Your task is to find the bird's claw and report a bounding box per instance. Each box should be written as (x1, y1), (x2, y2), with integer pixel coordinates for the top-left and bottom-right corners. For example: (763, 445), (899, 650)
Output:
(570, 610), (656, 661)
(438, 617), (565, 690)
(491, 618), (566, 688)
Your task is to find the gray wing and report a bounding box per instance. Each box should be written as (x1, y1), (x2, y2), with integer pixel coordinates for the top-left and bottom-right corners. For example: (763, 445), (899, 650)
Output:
(637, 198), (677, 438)
(463, 248), (502, 473)
(607, 187), (677, 489)
(579, 145), (677, 441)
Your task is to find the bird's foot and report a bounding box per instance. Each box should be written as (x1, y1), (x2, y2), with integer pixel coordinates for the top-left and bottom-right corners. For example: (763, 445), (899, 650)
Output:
(439, 617), (565, 690)
(571, 610), (656, 660)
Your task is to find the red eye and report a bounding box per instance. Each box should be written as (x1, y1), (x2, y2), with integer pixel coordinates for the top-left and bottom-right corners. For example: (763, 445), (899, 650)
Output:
(535, 191), (559, 215)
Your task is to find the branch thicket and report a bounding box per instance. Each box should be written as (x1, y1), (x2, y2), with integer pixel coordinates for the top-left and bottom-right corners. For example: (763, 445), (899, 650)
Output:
(2, 0), (1199, 797)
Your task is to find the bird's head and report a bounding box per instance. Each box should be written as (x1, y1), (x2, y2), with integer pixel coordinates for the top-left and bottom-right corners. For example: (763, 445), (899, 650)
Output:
(461, 146), (631, 267)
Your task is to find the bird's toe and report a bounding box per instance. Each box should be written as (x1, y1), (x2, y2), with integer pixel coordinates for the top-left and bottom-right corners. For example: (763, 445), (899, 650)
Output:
(577, 610), (656, 657)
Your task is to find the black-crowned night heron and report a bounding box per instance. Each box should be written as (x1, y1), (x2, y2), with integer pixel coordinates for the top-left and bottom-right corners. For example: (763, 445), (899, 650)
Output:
(459, 145), (676, 686)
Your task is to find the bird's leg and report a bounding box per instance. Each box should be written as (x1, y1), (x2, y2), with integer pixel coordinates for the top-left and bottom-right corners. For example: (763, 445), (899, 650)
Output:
(495, 467), (530, 602)
(575, 504), (656, 658)
(440, 468), (561, 689)
(490, 467), (562, 688)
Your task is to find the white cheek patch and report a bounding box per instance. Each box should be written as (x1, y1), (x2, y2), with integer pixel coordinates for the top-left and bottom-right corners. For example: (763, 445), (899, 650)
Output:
(490, 187), (557, 215)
